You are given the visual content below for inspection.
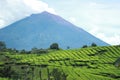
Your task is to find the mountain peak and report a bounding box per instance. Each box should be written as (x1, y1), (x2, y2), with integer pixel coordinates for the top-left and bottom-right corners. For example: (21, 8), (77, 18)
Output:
(31, 11), (56, 17)
(41, 11), (51, 14)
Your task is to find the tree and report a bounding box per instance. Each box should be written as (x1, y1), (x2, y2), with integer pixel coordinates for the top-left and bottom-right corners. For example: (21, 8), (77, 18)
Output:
(0, 65), (15, 78)
(67, 46), (70, 49)
(82, 45), (88, 48)
(31, 47), (38, 54)
(91, 43), (97, 47)
(50, 68), (67, 80)
(50, 43), (59, 50)
(20, 49), (26, 54)
(114, 58), (120, 67)
(0, 41), (6, 50)
(31, 48), (48, 54)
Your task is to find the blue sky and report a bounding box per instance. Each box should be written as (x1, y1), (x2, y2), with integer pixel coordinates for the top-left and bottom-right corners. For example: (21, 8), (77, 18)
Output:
(0, 0), (120, 45)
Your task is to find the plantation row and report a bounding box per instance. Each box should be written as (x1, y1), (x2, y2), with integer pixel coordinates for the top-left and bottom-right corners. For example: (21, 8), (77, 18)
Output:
(9, 46), (120, 65)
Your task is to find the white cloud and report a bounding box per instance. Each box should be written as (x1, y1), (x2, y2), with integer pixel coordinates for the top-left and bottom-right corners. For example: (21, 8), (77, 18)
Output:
(63, 1), (120, 45)
(89, 2), (98, 7)
(88, 26), (120, 46)
(0, 0), (56, 29)
(69, 17), (76, 24)
(0, 19), (5, 27)
(96, 33), (120, 45)
(23, 0), (56, 14)
(72, 2), (120, 45)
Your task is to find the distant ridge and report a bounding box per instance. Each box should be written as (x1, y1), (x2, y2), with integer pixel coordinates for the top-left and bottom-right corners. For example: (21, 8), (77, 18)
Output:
(0, 11), (109, 50)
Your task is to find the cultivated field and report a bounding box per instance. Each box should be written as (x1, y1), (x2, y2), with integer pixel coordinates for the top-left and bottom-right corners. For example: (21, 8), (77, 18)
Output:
(0, 45), (120, 80)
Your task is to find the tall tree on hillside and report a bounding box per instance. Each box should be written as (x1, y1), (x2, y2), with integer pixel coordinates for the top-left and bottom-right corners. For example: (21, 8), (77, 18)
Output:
(0, 41), (6, 50)
(82, 45), (88, 48)
(91, 43), (97, 47)
(50, 68), (67, 80)
(50, 43), (59, 50)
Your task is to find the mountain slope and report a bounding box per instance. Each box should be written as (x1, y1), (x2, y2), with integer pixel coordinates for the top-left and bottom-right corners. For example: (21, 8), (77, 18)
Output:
(0, 11), (108, 50)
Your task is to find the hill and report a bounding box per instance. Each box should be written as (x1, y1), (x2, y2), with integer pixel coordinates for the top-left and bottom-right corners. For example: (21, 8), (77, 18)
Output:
(0, 45), (120, 80)
(0, 11), (108, 50)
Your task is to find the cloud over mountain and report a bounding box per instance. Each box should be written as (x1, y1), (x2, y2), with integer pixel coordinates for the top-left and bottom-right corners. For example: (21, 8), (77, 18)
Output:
(0, 0), (55, 28)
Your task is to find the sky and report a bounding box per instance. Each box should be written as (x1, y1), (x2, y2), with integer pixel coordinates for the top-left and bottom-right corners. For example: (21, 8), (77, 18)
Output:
(0, 0), (120, 45)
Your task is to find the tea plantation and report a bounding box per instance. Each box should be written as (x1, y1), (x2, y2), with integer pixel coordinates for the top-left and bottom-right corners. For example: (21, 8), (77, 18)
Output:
(0, 45), (120, 80)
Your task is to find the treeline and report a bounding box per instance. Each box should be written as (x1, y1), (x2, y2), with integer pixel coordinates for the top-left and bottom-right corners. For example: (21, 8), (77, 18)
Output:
(82, 43), (97, 48)
(0, 41), (98, 54)
(0, 41), (60, 54)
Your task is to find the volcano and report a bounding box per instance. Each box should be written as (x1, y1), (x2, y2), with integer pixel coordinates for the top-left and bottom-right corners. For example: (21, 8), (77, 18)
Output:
(0, 11), (108, 50)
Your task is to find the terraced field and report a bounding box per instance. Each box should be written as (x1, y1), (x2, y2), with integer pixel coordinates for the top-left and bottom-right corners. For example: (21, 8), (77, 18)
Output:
(0, 45), (120, 80)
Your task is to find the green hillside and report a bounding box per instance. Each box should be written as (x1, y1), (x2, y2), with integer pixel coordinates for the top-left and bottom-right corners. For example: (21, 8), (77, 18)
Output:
(0, 45), (120, 80)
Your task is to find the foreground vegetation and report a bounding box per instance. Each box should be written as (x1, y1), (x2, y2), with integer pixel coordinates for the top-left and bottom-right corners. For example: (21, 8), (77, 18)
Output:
(0, 45), (120, 80)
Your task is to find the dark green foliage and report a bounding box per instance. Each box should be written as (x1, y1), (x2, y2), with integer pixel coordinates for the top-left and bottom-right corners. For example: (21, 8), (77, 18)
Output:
(97, 49), (107, 53)
(31, 47), (38, 53)
(50, 68), (67, 80)
(67, 46), (70, 49)
(114, 58), (120, 67)
(4, 48), (14, 53)
(91, 43), (97, 47)
(0, 41), (6, 51)
(20, 49), (26, 54)
(64, 58), (70, 60)
(50, 43), (59, 50)
(0, 66), (15, 78)
(82, 45), (88, 48)
(31, 48), (48, 54)
(39, 69), (42, 80)
(96, 73), (120, 79)
(40, 64), (48, 68)
(47, 68), (50, 80)
(88, 49), (107, 56)
(116, 45), (120, 47)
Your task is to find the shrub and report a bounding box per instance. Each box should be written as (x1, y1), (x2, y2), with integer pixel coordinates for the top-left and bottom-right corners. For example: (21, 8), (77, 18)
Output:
(91, 43), (97, 47)
(82, 45), (88, 48)
(50, 43), (59, 50)
(0, 41), (6, 51)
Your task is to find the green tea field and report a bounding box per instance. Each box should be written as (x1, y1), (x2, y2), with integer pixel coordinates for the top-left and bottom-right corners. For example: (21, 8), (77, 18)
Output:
(0, 45), (120, 80)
